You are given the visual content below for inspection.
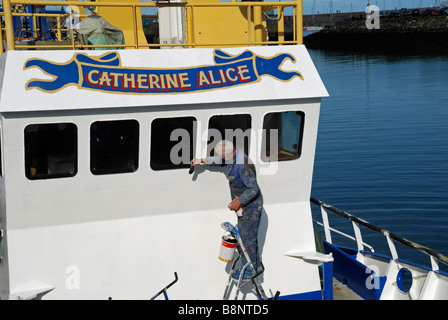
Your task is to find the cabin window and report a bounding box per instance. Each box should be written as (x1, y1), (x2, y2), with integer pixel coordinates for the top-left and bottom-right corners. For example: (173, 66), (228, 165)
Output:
(261, 111), (304, 161)
(150, 116), (197, 171)
(90, 119), (139, 175)
(207, 114), (251, 157)
(24, 123), (78, 180)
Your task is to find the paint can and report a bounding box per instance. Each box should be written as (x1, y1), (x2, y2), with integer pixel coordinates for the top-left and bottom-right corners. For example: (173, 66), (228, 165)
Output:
(219, 235), (237, 262)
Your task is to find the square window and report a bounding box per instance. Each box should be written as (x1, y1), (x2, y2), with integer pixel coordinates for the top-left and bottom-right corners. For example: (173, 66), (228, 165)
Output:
(261, 111), (304, 161)
(150, 117), (196, 171)
(25, 123), (78, 180)
(207, 114), (251, 157)
(90, 120), (139, 175)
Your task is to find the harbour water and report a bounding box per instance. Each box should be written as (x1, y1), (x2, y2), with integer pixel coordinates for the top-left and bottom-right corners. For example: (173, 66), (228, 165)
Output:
(308, 46), (448, 270)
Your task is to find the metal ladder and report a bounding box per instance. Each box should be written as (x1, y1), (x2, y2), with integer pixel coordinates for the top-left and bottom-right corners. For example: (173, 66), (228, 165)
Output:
(221, 222), (276, 300)
(149, 272), (178, 300)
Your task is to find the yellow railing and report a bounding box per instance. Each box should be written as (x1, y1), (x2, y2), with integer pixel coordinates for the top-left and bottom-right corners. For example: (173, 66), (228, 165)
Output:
(0, 0), (303, 52)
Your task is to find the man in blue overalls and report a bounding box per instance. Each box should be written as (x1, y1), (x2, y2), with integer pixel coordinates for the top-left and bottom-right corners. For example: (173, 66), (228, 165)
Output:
(191, 140), (263, 279)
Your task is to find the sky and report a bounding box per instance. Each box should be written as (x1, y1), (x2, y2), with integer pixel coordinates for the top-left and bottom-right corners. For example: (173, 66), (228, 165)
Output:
(23, 0), (444, 16)
(304, 0), (443, 14)
(140, 0), (445, 16)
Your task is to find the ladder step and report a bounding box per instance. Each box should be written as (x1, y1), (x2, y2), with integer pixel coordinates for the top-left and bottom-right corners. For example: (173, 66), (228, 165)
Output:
(221, 222), (268, 300)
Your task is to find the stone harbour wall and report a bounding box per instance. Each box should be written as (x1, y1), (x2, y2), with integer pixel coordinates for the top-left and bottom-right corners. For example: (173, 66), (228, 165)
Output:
(303, 16), (448, 54)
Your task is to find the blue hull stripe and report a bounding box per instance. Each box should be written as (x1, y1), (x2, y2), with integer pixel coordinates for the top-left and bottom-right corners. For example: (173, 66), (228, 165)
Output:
(276, 290), (322, 300)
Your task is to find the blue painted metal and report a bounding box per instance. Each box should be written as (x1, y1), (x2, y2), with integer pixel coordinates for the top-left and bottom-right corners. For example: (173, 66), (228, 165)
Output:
(394, 258), (448, 277)
(322, 260), (333, 300)
(396, 268), (412, 293)
(25, 5), (53, 39)
(0, 6), (63, 40)
(323, 240), (386, 300)
(276, 290), (323, 300)
(149, 272), (178, 300)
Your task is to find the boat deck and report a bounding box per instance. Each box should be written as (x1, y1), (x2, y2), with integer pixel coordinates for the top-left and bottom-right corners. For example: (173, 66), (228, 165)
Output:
(332, 278), (363, 300)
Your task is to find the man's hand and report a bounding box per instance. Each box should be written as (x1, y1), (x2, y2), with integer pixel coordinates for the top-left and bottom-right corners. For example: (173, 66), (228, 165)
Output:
(228, 197), (242, 211)
(190, 158), (204, 167)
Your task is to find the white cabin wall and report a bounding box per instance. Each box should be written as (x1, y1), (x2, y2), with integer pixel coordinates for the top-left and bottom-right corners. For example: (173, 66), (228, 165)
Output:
(0, 117), (9, 300)
(1, 97), (322, 299)
(3, 99), (320, 229)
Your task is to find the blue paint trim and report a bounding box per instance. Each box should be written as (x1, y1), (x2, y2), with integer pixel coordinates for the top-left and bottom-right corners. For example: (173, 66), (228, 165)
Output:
(323, 241), (386, 300)
(276, 290), (323, 300)
(360, 250), (391, 261)
(322, 260), (333, 300)
(395, 258), (448, 277)
(397, 268), (412, 293)
(435, 269), (448, 277)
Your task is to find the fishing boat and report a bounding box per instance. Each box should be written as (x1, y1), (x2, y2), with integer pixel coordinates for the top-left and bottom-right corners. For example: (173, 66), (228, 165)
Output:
(0, 0), (446, 300)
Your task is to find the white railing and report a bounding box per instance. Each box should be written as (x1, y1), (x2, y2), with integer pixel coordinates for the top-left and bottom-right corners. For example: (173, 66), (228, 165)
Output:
(311, 197), (448, 272)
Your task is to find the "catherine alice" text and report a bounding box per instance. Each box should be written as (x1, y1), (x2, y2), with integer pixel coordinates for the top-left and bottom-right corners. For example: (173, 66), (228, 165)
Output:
(84, 64), (252, 92)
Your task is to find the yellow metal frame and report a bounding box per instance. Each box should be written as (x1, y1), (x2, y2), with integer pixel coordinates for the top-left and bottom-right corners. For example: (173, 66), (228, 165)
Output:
(0, 0), (303, 52)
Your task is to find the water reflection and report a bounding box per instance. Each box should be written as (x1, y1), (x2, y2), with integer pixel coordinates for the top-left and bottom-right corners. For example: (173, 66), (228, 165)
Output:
(309, 48), (448, 264)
